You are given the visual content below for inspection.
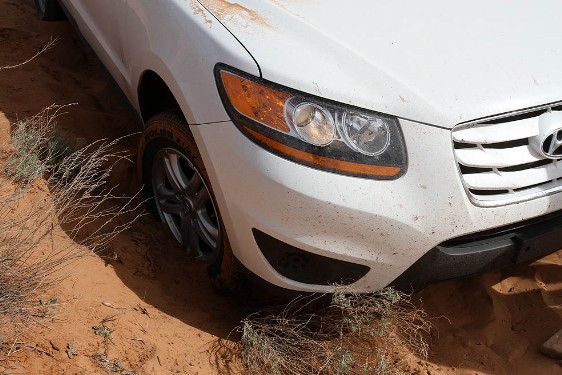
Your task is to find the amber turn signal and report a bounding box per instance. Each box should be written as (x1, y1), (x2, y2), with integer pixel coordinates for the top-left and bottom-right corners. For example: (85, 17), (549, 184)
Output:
(220, 71), (291, 133)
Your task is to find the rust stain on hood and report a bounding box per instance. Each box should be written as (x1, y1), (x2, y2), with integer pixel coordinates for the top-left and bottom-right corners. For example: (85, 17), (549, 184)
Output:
(191, 0), (213, 26)
(197, 0), (271, 29)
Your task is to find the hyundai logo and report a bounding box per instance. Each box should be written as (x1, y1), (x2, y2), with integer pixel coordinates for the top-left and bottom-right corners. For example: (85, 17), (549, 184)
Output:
(530, 110), (562, 160)
(541, 130), (562, 159)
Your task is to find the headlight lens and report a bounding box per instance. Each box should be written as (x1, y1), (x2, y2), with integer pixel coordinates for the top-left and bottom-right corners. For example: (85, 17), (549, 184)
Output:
(289, 101), (336, 146)
(215, 65), (407, 179)
(342, 112), (390, 156)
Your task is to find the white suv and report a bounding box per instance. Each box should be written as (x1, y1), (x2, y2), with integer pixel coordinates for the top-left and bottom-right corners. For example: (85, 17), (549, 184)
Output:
(36, 0), (562, 293)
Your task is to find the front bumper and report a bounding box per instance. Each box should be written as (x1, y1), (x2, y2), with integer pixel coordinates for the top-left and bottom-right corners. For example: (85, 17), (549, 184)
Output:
(191, 118), (562, 293)
(392, 209), (562, 291)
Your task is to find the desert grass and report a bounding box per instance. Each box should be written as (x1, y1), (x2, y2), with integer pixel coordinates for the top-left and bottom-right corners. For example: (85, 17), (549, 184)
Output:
(0, 105), (143, 349)
(213, 288), (431, 375)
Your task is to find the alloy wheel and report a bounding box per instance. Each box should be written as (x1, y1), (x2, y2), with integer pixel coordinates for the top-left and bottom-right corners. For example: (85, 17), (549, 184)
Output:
(152, 148), (220, 262)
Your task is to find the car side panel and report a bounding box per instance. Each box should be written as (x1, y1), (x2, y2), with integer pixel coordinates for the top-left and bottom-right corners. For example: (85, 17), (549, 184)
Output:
(60, 1), (129, 93)
(60, 0), (260, 124)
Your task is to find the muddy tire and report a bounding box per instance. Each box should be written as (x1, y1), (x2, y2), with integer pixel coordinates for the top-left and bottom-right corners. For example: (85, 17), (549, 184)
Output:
(138, 110), (239, 293)
(34, 0), (66, 21)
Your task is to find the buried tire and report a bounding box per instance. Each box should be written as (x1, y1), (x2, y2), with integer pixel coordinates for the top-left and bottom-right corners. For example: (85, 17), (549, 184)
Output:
(138, 110), (239, 293)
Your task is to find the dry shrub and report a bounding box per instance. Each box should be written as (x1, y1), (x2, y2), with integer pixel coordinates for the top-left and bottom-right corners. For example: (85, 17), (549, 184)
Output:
(4, 105), (80, 185)
(0, 105), (143, 339)
(214, 288), (430, 375)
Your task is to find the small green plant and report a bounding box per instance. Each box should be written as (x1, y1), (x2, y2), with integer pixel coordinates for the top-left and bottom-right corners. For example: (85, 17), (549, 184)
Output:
(93, 315), (118, 356)
(91, 316), (136, 373)
(38, 296), (58, 317)
(66, 342), (78, 358)
(4, 106), (74, 185)
(47, 133), (86, 167)
(93, 324), (114, 339)
(93, 353), (126, 373)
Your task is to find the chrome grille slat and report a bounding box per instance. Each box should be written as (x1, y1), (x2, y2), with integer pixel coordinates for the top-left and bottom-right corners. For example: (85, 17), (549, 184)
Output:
(453, 117), (538, 144)
(453, 105), (562, 206)
(456, 145), (542, 168)
(463, 162), (561, 190)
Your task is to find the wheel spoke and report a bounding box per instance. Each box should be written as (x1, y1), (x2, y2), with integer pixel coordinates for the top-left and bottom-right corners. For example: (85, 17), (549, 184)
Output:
(193, 186), (209, 210)
(194, 188), (219, 247)
(159, 201), (183, 215)
(179, 214), (204, 259)
(189, 223), (203, 259)
(186, 172), (203, 198)
(162, 152), (189, 192)
(194, 214), (218, 249)
(180, 214), (192, 249)
(155, 183), (178, 202)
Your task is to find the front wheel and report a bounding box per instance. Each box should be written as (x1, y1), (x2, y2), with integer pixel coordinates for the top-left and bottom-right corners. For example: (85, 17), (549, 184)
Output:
(34, 0), (66, 21)
(138, 111), (239, 293)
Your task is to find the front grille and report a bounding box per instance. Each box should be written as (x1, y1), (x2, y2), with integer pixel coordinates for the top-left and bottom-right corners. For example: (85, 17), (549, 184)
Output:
(453, 104), (562, 206)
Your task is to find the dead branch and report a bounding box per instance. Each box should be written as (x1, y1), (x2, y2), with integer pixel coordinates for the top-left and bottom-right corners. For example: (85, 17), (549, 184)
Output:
(0, 38), (58, 71)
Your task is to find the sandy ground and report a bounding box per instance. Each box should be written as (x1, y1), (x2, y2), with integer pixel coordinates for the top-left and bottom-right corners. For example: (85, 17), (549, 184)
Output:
(0, 1), (561, 374)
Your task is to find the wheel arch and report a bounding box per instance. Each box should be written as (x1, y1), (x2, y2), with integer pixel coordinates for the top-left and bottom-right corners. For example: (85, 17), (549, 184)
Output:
(137, 70), (182, 124)
(131, 50), (199, 126)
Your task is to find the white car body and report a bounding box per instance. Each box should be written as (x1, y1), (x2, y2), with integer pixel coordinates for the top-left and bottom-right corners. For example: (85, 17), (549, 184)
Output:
(58, 0), (562, 292)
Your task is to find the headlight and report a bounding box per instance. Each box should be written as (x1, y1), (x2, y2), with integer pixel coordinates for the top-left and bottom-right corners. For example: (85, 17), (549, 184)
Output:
(215, 64), (407, 179)
(288, 101), (336, 146)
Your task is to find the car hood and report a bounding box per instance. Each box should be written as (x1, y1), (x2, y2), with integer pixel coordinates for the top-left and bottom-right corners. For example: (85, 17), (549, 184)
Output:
(198, 0), (562, 128)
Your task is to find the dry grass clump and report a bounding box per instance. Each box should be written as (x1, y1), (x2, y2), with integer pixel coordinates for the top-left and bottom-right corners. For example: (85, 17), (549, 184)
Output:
(215, 288), (430, 375)
(0, 105), (142, 338)
(4, 105), (87, 185)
